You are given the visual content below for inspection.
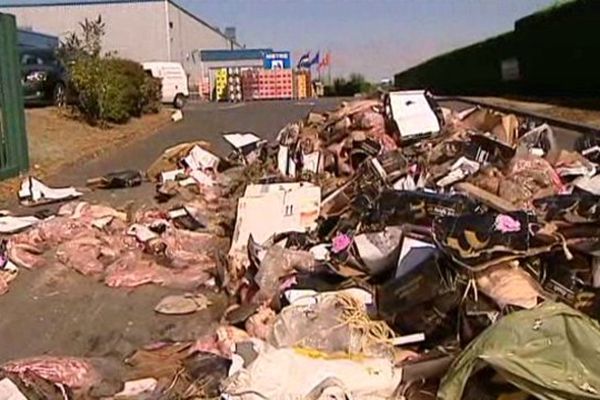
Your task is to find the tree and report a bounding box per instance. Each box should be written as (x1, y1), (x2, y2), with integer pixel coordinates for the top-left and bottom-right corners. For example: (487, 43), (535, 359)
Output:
(326, 73), (374, 96)
(57, 15), (161, 125)
(57, 15), (105, 63)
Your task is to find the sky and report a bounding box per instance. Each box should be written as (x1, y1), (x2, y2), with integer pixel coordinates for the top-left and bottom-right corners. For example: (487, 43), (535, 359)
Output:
(5, 0), (557, 80)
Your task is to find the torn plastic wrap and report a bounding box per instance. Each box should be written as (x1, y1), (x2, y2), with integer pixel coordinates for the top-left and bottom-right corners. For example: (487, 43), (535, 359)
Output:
(222, 344), (402, 400)
(438, 302), (600, 400)
(268, 292), (395, 358)
(251, 243), (319, 305)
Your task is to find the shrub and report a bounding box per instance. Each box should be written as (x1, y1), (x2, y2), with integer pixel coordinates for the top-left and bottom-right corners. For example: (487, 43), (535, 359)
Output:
(61, 15), (162, 125)
(70, 56), (104, 122)
(70, 57), (161, 124)
(324, 73), (374, 97)
(104, 58), (146, 120)
(140, 72), (162, 114)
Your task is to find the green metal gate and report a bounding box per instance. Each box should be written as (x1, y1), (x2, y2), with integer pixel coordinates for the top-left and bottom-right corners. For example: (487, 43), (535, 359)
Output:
(0, 13), (29, 179)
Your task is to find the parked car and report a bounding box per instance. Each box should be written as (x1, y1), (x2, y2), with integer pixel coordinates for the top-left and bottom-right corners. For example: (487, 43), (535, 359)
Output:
(142, 62), (189, 109)
(20, 48), (68, 107)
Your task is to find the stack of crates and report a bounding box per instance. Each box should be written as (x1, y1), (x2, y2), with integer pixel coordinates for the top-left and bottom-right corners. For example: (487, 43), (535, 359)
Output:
(215, 68), (228, 101)
(294, 70), (311, 99)
(201, 76), (210, 99)
(257, 69), (293, 99)
(227, 68), (242, 102)
(241, 69), (260, 100)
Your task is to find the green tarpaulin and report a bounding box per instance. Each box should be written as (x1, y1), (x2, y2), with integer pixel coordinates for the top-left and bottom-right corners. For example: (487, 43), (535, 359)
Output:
(438, 302), (600, 400)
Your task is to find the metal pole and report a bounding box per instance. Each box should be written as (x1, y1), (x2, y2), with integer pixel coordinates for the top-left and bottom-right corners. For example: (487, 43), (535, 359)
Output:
(164, 0), (172, 61)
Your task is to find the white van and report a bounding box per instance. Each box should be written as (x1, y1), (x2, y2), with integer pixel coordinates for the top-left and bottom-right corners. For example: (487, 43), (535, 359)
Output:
(142, 62), (189, 109)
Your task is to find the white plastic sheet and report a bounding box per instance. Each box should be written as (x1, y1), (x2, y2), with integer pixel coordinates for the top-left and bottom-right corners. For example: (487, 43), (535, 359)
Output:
(223, 345), (401, 400)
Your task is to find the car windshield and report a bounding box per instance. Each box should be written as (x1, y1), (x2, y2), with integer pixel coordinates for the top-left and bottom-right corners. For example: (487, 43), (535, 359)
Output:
(19, 50), (57, 66)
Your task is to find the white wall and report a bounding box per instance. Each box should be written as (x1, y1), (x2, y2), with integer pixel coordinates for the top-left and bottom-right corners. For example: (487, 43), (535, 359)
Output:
(2, 0), (242, 97)
(1, 1), (169, 62)
(167, 2), (235, 91)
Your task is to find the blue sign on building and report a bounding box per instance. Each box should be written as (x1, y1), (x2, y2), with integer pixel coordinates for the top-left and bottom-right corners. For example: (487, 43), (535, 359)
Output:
(263, 51), (291, 69)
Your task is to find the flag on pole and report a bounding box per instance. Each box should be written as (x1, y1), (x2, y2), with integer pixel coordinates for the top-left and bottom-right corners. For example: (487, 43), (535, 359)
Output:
(296, 52), (311, 69)
(319, 52), (331, 70)
(309, 51), (320, 67)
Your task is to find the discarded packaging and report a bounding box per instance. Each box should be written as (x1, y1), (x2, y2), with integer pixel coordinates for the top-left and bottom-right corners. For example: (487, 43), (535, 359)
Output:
(229, 182), (320, 254)
(222, 345), (402, 400)
(6, 92), (600, 399)
(387, 90), (442, 141)
(86, 170), (142, 189)
(18, 177), (82, 206)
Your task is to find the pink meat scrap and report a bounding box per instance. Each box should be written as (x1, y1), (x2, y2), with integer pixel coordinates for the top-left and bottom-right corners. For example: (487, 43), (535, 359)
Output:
(2, 356), (100, 389)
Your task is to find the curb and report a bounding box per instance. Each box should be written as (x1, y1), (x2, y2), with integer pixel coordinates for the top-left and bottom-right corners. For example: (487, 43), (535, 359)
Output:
(437, 96), (600, 135)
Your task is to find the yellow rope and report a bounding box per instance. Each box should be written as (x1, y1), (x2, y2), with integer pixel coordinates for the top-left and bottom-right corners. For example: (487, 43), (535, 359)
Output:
(334, 293), (396, 348)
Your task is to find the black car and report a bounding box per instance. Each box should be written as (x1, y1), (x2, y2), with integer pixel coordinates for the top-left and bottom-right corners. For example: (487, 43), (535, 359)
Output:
(20, 48), (69, 107)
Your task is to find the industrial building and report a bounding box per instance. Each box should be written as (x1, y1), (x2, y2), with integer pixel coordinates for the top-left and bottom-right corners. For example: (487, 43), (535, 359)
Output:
(0, 0), (242, 93)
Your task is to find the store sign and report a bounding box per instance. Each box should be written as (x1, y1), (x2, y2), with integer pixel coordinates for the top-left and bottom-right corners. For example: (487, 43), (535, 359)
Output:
(264, 51), (291, 69)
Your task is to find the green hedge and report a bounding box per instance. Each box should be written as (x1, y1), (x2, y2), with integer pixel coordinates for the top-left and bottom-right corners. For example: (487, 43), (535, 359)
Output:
(394, 0), (600, 96)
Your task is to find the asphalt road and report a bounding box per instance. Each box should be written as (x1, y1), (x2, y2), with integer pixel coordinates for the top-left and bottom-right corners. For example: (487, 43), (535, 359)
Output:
(38, 98), (345, 208)
(59, 98), (344, 180)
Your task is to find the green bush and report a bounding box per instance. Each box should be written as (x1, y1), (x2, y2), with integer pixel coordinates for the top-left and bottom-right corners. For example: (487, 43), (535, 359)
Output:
(324, 73), (374, 97)
(70, 57), (161, 124)
(140, 72), (162, 114)
(61, 16), (161, 125)
(70, 56), (104, 122)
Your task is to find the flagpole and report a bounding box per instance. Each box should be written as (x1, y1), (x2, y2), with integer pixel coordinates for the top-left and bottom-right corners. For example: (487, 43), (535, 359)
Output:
(328, 49), (332, 85)
(316, 50), (321, 82)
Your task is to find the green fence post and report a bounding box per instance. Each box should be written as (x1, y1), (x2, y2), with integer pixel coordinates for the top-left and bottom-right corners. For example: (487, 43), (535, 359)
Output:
(0, 13), (29, 180)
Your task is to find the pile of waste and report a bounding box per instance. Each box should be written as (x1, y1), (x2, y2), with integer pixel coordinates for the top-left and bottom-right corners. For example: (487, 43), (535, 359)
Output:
(3, 89), (600, 399)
